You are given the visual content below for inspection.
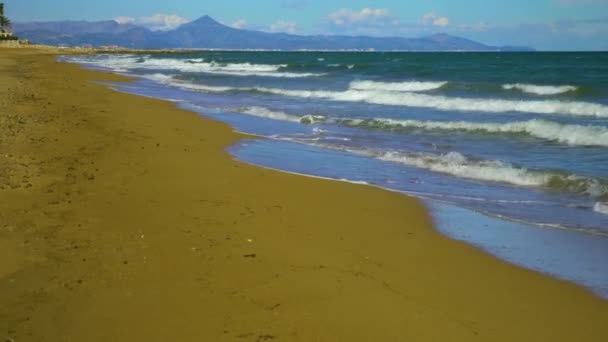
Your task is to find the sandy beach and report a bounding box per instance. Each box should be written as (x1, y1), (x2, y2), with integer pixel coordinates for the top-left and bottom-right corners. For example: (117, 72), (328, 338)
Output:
(1, 47), (607, 341)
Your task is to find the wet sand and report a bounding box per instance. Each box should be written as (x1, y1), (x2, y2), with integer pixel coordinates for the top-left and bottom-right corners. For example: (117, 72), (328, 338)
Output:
(1, 47), (607, 341)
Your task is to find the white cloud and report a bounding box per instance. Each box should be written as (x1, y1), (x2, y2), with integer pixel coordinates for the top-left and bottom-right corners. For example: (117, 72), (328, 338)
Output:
(114, 14), (190, 31)
(421, 12), (435, 24)
(114, 16), (135, 24)
(270, 20), (297, 34)
(138, 14), (190, 31)
(324, 8), (407, 36)
(433, 17), (449, 27)
(231, 19), (248, 29)
(421, 12), (449, 27)
(328, 8), (391, 26)
(321, 7), (606, 50)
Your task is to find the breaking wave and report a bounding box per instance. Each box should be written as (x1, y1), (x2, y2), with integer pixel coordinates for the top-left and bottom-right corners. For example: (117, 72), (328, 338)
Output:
(319, 147), (608, 199)
(594, 202), (608, 215)
(253, 87), (608, 118)
(349, 80), (448, 92)
(141, 73), (237, 92)
(137, 59), (324, 77)
(503, 83), (578, 96)
(341, 118), (608, 147)
(232, 106), (327, 124)
(134, 77), (608, 147)
(224, 104), (608, 147)
(69, 54), (324, 78)
(124, 72), (608, 118)
(237, 106), (302, 122)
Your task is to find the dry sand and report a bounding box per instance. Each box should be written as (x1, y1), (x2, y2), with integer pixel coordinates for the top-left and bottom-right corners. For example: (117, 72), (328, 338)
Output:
(1, 47), (607, 341)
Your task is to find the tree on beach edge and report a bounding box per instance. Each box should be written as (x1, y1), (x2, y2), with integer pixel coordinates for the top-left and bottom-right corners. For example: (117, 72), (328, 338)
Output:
(0, 2), (18, 41)
(0, 3), (13, 33)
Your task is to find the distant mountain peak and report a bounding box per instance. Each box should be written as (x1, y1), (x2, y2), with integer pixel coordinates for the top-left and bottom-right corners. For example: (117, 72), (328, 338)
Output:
(190, 15), (224, 27)
(199, 15), (216, 21)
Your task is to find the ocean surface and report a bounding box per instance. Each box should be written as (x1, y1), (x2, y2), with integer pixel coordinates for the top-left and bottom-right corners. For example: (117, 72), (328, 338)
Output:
(62, 51), (608, 297)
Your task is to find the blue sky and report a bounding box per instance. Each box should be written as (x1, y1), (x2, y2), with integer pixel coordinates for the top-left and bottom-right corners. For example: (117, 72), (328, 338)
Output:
(5, 0), (608, 50)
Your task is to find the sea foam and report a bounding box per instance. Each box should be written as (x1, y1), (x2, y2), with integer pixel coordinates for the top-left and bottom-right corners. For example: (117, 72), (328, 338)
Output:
(136, 76), (608, 143)
(237, 106), (302, 122)
(378, 151), (549, 187)
(137, 59), (324, 77)
(235, 107), (327, 124)
(323, 147), (608, 198)
(343, 118), (608, 147)
(141, 73), (236, 92)
(594, 202), (608, 215)
(349, 80), (448, 92)
(132, 73), (608, 118)
(503, 83), (578, 96)
(253, 87), (608, 118)
(228, 104), (608, 147)
(74, 54), (324, 78)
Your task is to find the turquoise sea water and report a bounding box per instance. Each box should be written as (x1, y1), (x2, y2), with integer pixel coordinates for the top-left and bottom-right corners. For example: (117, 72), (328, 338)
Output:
(63, 51), (608, 297)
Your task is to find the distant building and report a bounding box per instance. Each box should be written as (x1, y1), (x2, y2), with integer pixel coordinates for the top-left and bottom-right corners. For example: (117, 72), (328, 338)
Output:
(0, 31), (11, 38)
(100, 45), (122, 49)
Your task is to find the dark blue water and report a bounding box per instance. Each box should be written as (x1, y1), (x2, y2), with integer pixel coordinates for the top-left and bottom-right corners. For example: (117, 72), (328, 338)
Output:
(62, 51), (608, 298)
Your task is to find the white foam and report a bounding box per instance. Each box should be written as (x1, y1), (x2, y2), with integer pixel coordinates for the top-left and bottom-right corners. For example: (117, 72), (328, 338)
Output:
(66, 54), (144, 72)
(234, 107), (326, 124)
(77, 53), (608, 118)
(349, 118), (608, 147)
(306, 144), (608, 198)
(220, 103), (608, 147)
(377, 151), (607, 198)
(136, 77), (608, 145)
(378, 151), (550, 187)
(70, 55), (323, 78)
(141, 73), (236, 92)
(503, 83), (578, 96)
(349, 80), (447, 92)
(141, 73), (175, 82)
(594, 202), (608, 215)
(254, 87), (608, 118)
(236, 106), (302, 122)
(137, 59), (320, 77)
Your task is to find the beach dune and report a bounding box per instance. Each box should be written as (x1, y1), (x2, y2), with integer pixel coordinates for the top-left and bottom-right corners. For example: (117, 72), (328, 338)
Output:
(1, 47), (607, 341)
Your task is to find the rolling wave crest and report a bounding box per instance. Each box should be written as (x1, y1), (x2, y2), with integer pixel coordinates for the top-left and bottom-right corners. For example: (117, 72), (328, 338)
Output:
(253, 87), (608, 118)
(349, 80), (447, 92)
(69, 54), (324, 78)
(503, 83), (578, 95)
(326, 147), (608, 199)
(342, 118), (608, 147)
(131, 72), (608, 118)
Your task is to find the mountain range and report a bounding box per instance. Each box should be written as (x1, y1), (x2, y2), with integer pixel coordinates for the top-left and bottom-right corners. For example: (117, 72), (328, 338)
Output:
(13, 15), (533, 51)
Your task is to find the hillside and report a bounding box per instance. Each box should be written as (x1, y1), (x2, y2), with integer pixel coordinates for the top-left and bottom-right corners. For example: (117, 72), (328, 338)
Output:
(13, 15), (533, 51)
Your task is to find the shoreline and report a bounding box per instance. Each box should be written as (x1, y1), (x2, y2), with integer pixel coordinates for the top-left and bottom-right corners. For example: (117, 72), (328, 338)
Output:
(1, 47), (608, 341)
(219, 137), (608, 299)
